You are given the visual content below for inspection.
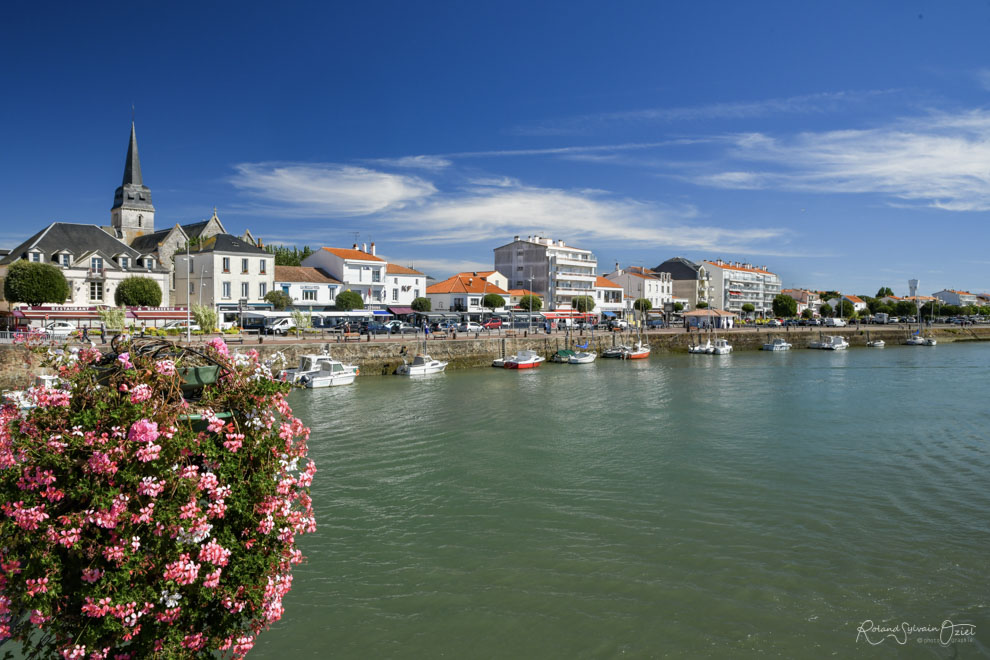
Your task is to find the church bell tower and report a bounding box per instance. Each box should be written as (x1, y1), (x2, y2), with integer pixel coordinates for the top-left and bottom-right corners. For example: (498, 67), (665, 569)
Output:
(111, 122), (155, 244)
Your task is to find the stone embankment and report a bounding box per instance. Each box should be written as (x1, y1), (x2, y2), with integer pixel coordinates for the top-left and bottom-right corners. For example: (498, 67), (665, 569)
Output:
(2, 325), (988, 389)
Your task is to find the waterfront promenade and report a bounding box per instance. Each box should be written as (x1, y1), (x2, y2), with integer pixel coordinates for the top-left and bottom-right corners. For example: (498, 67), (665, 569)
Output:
(2, 324), (988, 389)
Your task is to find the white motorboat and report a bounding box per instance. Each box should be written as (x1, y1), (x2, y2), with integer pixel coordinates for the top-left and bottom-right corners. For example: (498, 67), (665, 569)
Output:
(762, 337), (792, 351)
(866, 339), (885, 348)
(303, 358), (358, 388)
(904, 335), (926, 346)
(491, 357), (506, 368)
(812, 335), (849, 350)
(503, 349), (545, 369)
(710, 338), (733, 354)
(396, 353), (448, 376)
(923, 336), (937, 346)
(280, 353), (359, 387)
(568, 351), (597, 364)
(688, 339), (713, 354)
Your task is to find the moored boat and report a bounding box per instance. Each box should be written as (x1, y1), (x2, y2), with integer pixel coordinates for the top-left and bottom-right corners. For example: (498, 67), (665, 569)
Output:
(866, 339), (885, 348)
(602, 345), (630, 359)
(710, 338), (732, 354)
(622, 341), (650, 359)
(762, 337), (792, 351)
(303, 357), (359, 387)
(503, 349), (545, 369)
(396, 353), (448, 376)
(811, 335), (849, 350)
(688, 339), (713, 354)
(280, 352), (359, 385)
(568, 351), (597, 364)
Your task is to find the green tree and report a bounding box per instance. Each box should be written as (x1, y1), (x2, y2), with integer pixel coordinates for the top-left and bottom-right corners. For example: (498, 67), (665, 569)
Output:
(191, 304), (218, 333)
(264, 244), (313, 267)
(3, 260), (70, 305)
(517, 294), (542, 312)
(335, 290), (364, 311)
(741, 303), (756, 316)
(290, 309), (313, 335)
(264, 290), (294, 310)
(633, 298), (652, 312)
(801, 308), (815, 320)
(820, 290), (841, 303)
(772, 294), (797, 318)
(572, 295), (595, 313)
(114, 276), (162, 307)
(819, 302), (833, 317)
(894, 300), (916, 317)
(482, 293), (506, 313)
(695, 301), (709, 309)
(97, 306), (126, 331)
(673, 302), (684, 312)
(837, 299), (855, 318)
(876, 286), (894, 298)
(410, 296), (431, 312)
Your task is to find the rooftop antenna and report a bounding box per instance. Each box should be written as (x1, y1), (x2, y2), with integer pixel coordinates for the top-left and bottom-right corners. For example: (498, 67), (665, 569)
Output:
(131, 104), (135, 122)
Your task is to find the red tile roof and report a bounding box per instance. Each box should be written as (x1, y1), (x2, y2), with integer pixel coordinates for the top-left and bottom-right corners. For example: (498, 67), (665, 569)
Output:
(274, 266), (341, 284)
(427, 275), (509, 295)
(320, 247), (384, 262)
(595, 276), (622, 289)
(386, 264), (424, 275)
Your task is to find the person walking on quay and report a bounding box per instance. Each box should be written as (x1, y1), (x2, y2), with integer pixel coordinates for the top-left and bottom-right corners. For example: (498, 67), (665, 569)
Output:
(81, 326), (90, 343)
(100, 323), (106, 344)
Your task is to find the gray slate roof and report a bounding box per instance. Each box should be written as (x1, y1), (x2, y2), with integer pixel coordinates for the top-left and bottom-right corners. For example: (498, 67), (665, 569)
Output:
(193, 234), (267, 255)
(0, 223), (164, 270)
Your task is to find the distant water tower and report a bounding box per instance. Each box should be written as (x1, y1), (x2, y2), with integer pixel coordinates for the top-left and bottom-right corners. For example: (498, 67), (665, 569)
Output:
(908, 279), (918, 297)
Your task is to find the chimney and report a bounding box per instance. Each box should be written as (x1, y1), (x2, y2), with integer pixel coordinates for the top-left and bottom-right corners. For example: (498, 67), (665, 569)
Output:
(514, 235), (519, 241)
(370, 242), (376, 256)
(353, 243), (358, 250)
(362, 243), (367, 253)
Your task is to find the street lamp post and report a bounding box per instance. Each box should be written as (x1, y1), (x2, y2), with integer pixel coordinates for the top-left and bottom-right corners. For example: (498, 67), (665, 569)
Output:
(528, 277), (534, 334)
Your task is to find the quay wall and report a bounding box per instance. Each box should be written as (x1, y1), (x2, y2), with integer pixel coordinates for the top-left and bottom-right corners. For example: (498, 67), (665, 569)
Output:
(2, 326), (989, 388)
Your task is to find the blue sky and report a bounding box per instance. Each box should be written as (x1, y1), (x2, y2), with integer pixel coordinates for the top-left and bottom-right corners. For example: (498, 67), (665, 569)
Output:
(2, 1), (990, 297)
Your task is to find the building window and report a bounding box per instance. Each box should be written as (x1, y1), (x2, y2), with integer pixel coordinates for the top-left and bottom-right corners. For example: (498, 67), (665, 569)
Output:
(30, 252), (42, 262)
(119, 257), (129, 269)
(260, 260), (267, 274)
(91, 257), (103, 272)
(328, 286), (337, 300)
(90, 282), (103, 301)
(137, 215), (143, 228)
(222, 282), (231, 299)
(241, 258), (249, 274)
(241, 282), (249, 298)
(303, 289), (317, 301)
(372, 270), (381, 283)
(60, 254), (71, 267)
(259, 283), (267, 298)
(414, 289), (419, 298)
(392, 288), (398, 301)
(281, 285), (290, 295)
(222, 258), (230, 273)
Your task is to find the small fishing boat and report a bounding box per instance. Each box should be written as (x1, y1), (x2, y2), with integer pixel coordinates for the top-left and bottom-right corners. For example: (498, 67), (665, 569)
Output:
(811, 335), (849, 350)
(866, 339), (885, 348)
(549, 349), (576, 363)
(503, 349), (545, 369)
(396, 353), (448, 376)
(280, 352), (359, 385)
(602, 345), (631, 359)
(762, 337), (792, 351)
(568, 351), (597, 364)
(303, 357), (359, 388)
(710, 338), (733, 354)
(622, 341), (650, 359)
(688, 338), (713, 354)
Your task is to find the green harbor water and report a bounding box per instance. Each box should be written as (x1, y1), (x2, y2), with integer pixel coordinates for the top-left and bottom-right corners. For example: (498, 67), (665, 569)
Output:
(258, 343), (990, 658)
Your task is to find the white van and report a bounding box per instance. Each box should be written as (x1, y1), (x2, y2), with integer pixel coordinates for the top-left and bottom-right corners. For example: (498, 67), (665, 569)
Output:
(823, 318), (847, 327)
(264, 317), (296, 335)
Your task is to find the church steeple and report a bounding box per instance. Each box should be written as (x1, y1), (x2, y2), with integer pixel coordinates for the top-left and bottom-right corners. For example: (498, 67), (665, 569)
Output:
(122, 121), (143, 186)
(111, 121), (155, 244)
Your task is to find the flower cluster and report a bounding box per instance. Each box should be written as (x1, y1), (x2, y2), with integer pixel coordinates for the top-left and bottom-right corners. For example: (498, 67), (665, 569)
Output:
(0, 341), (315, 658)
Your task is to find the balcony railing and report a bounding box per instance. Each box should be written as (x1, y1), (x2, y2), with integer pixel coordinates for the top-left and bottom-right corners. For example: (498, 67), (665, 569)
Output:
(86, 268), (105, 280)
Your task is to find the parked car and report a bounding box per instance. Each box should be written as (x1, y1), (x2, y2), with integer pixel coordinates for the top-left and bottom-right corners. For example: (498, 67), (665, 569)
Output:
(163, 321), (201, 333)
(609, 319), (629, 330)
(482, 319), (503, 329)
(264, 317), (296, 335)
(574, 321), (595, 330)
(45, 321), (77, 338)
(360, 321), (390, 335)
(458, 321), (483, 333)
(646, 319), (666, 328)
(385, 321), (418, 334)
(765, 319), (782, 327)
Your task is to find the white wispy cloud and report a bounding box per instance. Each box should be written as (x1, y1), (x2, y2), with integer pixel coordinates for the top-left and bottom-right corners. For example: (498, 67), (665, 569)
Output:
(689, 109), (990, 211)
(364, 155), (452, 170)
(378, 256), (493, 278)
(229, 163), (436, 217)
(509, 90), (896, 135)
(227, 162), (790, 253)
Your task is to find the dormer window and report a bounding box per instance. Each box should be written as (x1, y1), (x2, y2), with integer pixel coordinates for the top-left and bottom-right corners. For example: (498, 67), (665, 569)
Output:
(29, 252), (42, 263)
(119, 256), (129, 269)
(60, 254), (71, 267)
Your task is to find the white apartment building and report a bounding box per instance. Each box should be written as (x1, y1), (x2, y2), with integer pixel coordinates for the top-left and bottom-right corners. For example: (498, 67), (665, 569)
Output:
(493, 235), (597, 311)
(605, 266), (673, 311)
(385, 264), (426, 307)
(274, 266), (342, 310)
(933, 289), (979, 307)
(301, 244), (388, 309)
(174, 234), (273, 314)
(593, 276), (625, 318)
(703, 260), (782, 318)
